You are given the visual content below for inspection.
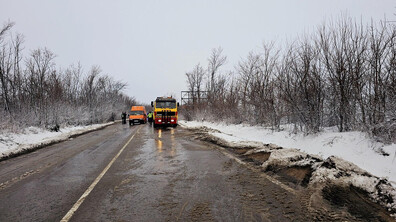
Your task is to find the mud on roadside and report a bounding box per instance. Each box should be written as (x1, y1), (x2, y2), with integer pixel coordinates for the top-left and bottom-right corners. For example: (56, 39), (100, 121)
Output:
(187, 127), (396, 221)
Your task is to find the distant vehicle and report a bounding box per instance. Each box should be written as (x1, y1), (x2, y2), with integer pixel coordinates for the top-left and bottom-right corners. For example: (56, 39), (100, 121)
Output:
(129, 106), (147, 125)
(151, 97), (179, 127)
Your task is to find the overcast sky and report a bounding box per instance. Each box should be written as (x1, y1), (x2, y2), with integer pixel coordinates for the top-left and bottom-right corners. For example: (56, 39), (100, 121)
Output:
(1, 0), (395, 103)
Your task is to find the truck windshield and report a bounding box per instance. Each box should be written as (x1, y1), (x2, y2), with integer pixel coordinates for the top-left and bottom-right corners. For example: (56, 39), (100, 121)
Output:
(156, 101), (176, 108)
(130, 111), (144, 115)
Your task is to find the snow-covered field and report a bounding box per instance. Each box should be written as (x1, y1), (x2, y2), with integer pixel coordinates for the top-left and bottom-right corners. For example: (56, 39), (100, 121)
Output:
(0, 122), (114, 159)
(179, 120), (396, 185)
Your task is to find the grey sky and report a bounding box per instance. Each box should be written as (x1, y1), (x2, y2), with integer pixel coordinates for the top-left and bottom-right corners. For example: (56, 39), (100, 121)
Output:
(1, 0), (395, 103)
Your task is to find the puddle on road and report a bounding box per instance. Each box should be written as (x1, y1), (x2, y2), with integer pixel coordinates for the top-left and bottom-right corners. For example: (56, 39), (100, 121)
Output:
(157, 129), (162, 138)
(156, 139), (163, 152)
(153, 128), (178, 158)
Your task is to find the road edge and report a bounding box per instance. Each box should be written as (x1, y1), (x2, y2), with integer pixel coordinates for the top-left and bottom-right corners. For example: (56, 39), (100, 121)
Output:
(0, 121), (118, 162)
(179, 122), (396, 220)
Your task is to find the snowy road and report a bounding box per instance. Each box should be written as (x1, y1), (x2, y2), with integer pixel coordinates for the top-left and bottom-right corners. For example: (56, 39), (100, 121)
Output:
(0, 124), (392, 221)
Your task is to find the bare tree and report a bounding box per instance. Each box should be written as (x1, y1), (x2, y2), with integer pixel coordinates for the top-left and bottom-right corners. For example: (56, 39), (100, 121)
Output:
(25, 48), (56, 125)
(279, 37), (324, 132)
(0, 21), (15, 114)
(207, 47), (227, 92)
(344, 20), (368, 127)
(318, 17), (356, 132)
(366, 21), (392, 125)
(10, 33), (24, 113)
(237, 51), (261, 117)
(0, 22), (136, 130)
(385, 25), (396, 121)
(186, 63), (205, 105)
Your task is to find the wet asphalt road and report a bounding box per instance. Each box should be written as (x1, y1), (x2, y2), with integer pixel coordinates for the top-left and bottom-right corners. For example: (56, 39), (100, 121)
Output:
(0, 123), (356, 221)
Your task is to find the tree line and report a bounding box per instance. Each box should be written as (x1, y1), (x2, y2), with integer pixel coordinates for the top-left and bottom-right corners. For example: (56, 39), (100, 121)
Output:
(184, 16), (396, 142)
(0, 22), (136, 131)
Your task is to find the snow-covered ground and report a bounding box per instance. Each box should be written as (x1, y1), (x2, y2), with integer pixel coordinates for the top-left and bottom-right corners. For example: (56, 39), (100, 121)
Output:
(179, 120), (396, 185)
(2, 120), (394, 184)
(0, 122), (114, 159)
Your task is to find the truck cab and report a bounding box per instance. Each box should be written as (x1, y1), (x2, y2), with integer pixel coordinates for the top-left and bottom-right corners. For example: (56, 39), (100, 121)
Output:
(151, 97), (179, 127)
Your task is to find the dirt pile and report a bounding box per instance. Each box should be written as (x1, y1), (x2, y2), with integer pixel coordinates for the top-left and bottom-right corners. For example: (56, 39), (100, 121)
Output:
(189, 126), (396, 220)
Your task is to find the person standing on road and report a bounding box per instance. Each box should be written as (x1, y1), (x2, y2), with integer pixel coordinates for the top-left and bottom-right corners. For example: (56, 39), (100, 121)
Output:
(148, 111), (153, 123)
(121, 112), (127, 124)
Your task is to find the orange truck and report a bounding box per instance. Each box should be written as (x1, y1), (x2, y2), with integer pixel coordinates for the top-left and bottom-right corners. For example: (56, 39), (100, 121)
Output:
(129, 106), (147, 125)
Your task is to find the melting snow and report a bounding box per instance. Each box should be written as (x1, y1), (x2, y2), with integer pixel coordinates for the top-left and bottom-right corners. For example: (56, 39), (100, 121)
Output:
(180, 120), (396, 184)
(180, 120), (396, 215)
(0, 123), (113, 159)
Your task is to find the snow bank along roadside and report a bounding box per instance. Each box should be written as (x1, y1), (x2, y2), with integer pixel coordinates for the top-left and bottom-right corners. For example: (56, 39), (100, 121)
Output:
(0, 122), (115, 161)
(179, 120), (396, 218)
(180, 120), (396, 183)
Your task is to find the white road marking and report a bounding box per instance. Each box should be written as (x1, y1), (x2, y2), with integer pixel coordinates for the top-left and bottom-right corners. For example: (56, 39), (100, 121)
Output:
(60, 126), (141, 222)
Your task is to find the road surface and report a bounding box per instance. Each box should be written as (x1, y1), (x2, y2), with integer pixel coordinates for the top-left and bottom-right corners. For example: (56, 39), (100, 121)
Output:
(0, 123), (392, 221)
